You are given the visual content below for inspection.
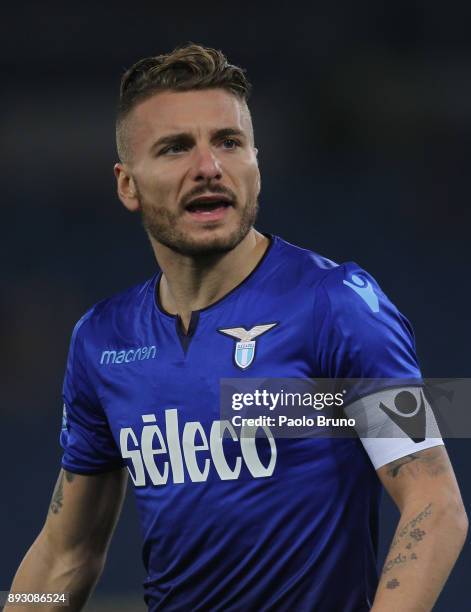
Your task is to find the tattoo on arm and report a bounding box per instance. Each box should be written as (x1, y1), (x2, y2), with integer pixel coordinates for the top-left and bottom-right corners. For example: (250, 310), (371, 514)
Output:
(378, 450), (449, 593)
(50, 472), (64, 514)
(49, 470), (76, 514)
(387, 455), (419, 477)
(390, 503), (432, 549)
(386, 448), (448, 479)
(380, 503), (433, 586)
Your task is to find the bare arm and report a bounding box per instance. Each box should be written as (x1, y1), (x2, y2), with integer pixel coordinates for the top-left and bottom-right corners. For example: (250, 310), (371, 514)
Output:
(6, 467), (128, 612)
(371, 447), (468, 612)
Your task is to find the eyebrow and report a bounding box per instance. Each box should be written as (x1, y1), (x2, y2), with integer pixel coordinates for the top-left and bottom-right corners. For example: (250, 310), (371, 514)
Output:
(150, 127), (246, 153)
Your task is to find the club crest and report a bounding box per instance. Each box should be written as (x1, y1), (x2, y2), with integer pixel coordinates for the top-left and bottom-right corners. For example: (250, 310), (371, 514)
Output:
(218, 323), (278, 370)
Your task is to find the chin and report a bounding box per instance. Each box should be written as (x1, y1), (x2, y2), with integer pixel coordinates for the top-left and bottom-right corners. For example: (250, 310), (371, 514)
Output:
(171, 228), (249, 257)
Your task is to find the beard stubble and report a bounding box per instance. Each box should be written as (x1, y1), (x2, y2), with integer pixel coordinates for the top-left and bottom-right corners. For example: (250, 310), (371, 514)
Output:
(137, 186), (259, 257)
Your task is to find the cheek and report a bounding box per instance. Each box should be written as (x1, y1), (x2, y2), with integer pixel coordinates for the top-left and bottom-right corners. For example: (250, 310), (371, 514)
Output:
(234, 159), (259, 189)
(138, 169), (178, 203)
(243, 164), (261, 195)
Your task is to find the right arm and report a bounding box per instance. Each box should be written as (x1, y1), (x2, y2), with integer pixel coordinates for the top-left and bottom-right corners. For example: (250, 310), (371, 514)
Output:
(6, 467), (128, 611)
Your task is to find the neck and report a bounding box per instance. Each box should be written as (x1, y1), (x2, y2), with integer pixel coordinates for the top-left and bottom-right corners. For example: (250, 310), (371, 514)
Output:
(153, 229), (269, 331)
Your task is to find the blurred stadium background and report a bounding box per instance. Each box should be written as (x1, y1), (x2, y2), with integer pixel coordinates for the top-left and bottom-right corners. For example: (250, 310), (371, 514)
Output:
(1, 1), (470, 610)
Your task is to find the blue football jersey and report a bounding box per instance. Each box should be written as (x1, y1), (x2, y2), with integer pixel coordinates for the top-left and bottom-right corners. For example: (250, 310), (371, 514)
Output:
(60, 235), (426, 611)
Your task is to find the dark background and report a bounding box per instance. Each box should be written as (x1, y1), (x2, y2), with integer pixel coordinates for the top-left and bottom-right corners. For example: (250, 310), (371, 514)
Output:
(1, 2), (469, 610)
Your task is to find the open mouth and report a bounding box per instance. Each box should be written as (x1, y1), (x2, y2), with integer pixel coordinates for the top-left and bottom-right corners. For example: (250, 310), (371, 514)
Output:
(184, 196), (234, 221)
(185, 198), (233, 213)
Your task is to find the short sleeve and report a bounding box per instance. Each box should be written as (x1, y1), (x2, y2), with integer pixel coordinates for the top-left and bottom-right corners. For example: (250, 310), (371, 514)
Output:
(314, 262), (443, 468)
(60, 314), (125, 474)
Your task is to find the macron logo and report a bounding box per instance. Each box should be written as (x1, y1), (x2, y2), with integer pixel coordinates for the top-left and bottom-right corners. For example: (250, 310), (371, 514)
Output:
(342, 274), (379, 313)
(100, 345), (157, 366)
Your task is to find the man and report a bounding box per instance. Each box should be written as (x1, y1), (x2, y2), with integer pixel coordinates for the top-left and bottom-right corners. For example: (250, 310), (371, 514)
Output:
(8, 44), (467, 611)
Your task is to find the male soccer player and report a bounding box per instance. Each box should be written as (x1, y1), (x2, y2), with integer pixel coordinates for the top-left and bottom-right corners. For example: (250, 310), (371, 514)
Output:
(8, 44), (467, 611)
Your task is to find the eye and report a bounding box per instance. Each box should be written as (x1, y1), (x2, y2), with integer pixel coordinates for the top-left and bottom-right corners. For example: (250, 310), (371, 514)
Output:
(221, 138), (241, 150)
(160, 143), (188, 155)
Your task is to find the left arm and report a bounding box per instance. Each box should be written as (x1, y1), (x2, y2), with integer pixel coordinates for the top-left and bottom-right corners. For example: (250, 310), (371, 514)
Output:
(372, 446), (468, 612)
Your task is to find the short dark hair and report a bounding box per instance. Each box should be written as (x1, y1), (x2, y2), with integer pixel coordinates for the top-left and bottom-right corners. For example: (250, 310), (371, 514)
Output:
(116, 43), (252, 162)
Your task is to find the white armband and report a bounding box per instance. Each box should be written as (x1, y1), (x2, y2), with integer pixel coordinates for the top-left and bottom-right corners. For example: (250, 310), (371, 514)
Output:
(344, 386), (444, 469)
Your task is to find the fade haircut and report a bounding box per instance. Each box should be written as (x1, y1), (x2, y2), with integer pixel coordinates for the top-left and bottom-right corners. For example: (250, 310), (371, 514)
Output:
(116, 43), (252, 163)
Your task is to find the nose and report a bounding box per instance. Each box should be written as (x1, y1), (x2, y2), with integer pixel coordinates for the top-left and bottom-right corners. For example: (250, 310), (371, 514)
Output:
(191, 146), (222, 182)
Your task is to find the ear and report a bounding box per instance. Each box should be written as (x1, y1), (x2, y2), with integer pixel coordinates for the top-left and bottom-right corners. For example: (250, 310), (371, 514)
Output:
(114, 163), (141, 212)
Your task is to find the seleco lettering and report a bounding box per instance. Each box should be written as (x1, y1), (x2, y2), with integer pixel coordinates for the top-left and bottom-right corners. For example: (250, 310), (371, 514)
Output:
(120, 409), (277, 486)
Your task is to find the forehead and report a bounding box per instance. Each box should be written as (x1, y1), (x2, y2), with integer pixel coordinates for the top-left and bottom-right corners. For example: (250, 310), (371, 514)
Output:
(129, 89), (250, 145)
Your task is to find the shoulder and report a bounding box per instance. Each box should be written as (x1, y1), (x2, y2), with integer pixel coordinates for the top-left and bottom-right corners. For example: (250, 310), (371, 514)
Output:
(70, 275), (158, 348)
(315, 260), (414, 342)
(272, 237), (420, 377)
(269, 235), (339, 290)
(316, 260), (395, 318)
(268, 237), (407, 338)
(271, 236), (390, 305)
(269, 236), (394, 321)
(272, 235), (338, 274)
(310, 260), (420, 378)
